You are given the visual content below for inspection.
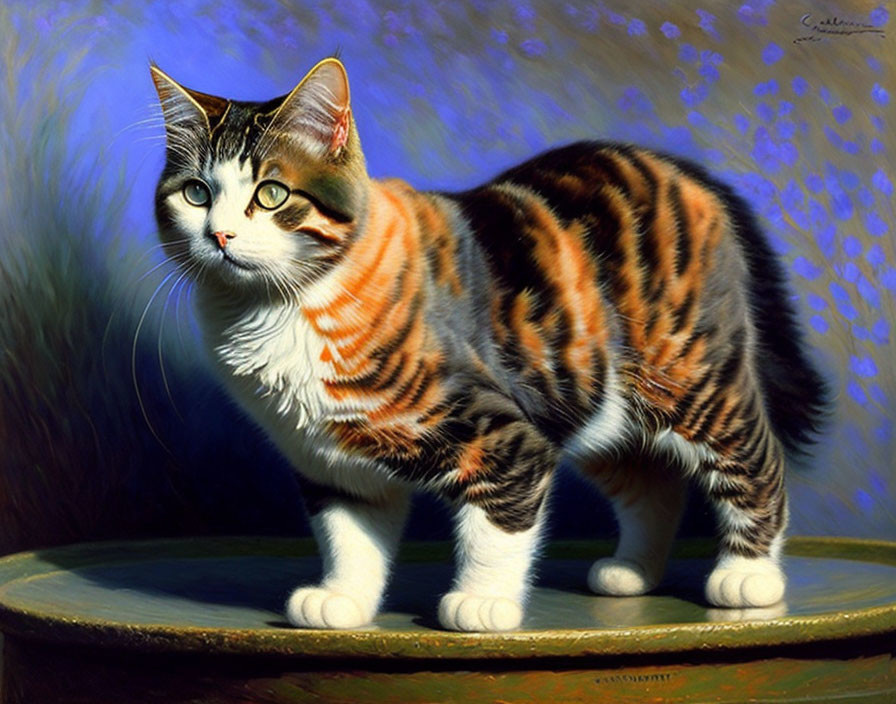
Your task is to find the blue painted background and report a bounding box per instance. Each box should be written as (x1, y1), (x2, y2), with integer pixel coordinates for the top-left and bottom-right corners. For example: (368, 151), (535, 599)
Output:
(0, 0), (893, 552)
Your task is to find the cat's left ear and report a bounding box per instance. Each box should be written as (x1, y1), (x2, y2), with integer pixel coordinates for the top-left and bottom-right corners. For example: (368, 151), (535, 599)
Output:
(150, 64), (229, 134)
(268, 58), (352, 158)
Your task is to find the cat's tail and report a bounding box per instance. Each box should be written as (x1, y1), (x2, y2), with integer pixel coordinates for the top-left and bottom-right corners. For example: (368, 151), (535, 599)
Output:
(668, 155), (828, 454)
(725, 191), (830, 455)
(668, 155), (829, 455)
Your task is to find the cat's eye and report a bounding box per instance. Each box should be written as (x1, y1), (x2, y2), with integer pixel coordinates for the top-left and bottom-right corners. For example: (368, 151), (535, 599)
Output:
(255, 181), (289, 210)
(183, 180), (210, 207)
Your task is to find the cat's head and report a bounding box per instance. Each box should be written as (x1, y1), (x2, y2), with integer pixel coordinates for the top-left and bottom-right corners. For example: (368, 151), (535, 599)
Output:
(152, 58), (367, 300)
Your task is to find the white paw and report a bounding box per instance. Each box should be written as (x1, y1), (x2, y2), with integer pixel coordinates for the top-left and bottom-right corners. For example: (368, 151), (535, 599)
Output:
(587, 557), (658, 596)
(285, 587), (371, 629)
(705, 557), (786, 608)
(438, 591), (523, 632)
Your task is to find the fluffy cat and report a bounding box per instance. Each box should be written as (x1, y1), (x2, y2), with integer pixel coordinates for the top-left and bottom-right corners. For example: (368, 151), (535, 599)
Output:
(151, 58), (825, 632)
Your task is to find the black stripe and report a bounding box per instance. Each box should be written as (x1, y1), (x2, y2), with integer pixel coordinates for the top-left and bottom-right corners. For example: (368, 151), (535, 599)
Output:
(669, 180), (691, 277)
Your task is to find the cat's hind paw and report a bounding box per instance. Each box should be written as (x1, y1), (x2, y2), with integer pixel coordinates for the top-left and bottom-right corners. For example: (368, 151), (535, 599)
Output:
(285, 586), (371, 629)
(705, 557), (786, 608)
(587, 557), (658, 596)
(437, 591), (523, 632)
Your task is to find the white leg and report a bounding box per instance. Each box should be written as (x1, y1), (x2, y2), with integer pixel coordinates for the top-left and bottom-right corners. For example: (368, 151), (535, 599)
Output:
(705, 519), (787, 608)
(286, 489), (410, 629)
(438, 504), (544, 632)
(588, 473), (686, 596)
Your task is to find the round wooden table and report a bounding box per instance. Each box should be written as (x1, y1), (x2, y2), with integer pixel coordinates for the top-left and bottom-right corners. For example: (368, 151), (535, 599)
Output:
(0, 537), (893, 703)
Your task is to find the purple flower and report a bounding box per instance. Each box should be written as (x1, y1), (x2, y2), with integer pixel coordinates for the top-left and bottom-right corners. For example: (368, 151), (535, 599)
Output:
(823, 125), (843, 148)
(840, 261), (861, 282)
(869, 6), (889, 26)
(679, 43), (698, 62)
(761, 42), (784, 65)
(839, 170), (860, 190)
(754, 79), (778, 96)
(660, 21), (680, 38)
(628, 18), (647, 35)
(830, 189), (853, 220)
(805, 173), (824, 193)
(871, 318), (890, 343)
(851, 356), (879, 377)
(792, 256), (822, 279)
(779, 141), (799, 166)
(866, 244), (886, 265)
(776, 119), (796, 139)
(872, 169), (893, 196)
(864, 211), (889, 237)
(519, 37), (547, 57)
(872, 83), (890, 105)
(756, 102), (775, 122)
(857, 276), (881, 308)
(606, 10), (627, 26)
(857, 187), (875, 207)
(807, 293), (828, 310)
(843, 236), (862, 257)
(810, 315), (829, 334)
(696, 9), (720, 38)
(680, 81), (709, 107)
(848, 381), (868, 405)
(791, 76), (809, 96)
(699, 63), (720, 82)
(687, 110), (710, 127)
(738, 4), (767, 25)
(832, 105), (852, 124)
(701, 49), (724, 65)
(883, 267), (896, 291)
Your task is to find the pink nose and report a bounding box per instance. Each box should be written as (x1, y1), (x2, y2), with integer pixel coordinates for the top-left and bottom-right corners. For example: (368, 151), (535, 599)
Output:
(213, 231), (236, 249)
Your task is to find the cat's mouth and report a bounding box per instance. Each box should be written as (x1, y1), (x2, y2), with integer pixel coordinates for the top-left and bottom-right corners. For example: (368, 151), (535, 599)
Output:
(221, 250), (256, 272)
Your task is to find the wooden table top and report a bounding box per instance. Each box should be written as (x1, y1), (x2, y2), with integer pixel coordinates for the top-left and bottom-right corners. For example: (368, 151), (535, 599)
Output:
(0, 536), (894, 660)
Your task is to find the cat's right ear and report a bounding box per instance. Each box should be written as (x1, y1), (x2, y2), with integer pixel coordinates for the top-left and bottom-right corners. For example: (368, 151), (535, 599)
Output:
(149, 64), (228, 135)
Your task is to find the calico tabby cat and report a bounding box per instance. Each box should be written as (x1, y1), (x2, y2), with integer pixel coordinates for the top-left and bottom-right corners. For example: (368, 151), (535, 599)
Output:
(151, 58), (825, 632)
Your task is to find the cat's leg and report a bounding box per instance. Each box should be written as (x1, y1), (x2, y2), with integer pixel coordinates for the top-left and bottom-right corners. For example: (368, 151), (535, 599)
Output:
(582, 452), (687, 596)
(438, 500), (548, 632)
(697, 418), (788, 608)
(286, 481), (410, 629)
(436, 396), (557, 632)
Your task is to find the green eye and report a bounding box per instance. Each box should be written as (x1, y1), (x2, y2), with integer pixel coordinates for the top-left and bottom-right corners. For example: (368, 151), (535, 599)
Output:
(183, 180), (210, 206)
(255, 181), (289, 210)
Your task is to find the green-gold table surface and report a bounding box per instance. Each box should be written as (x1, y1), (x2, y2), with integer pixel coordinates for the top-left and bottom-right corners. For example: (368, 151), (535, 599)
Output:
(0, 536), (893, 703)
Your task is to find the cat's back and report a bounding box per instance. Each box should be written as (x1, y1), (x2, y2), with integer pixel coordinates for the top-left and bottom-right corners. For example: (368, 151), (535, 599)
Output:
(452, 140), (741, 279)
(446, 142), (822, 449)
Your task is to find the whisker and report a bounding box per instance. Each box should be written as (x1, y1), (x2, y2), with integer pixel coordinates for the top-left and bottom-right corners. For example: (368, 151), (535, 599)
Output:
(157, 267), (197, 424)
(131, 268), (182, 455)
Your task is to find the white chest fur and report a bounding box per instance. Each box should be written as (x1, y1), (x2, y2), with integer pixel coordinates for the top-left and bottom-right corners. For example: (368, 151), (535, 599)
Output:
(203, 302), (397, 500)
(212, 304), (332, 428)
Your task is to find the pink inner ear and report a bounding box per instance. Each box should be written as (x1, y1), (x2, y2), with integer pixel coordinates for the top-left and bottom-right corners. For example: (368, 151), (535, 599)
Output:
(330, 107), (351, 152)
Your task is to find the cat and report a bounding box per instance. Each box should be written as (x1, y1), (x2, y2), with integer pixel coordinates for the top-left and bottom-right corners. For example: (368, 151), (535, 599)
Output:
(151, 57), (825, 632)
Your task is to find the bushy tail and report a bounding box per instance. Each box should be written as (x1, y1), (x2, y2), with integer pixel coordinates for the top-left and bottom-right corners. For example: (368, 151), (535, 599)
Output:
(667, 154), (829, 454)
(724, 191), (829, 454)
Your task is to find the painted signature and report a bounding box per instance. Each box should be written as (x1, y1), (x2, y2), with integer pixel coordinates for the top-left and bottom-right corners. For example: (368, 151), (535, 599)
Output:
(794, 14), (886, 43)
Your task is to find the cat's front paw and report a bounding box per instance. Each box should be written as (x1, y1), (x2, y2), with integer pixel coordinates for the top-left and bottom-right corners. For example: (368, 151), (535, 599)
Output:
(705, 557), (786, 608)
(285, 586), (371, 629)
(587, 557), (658, 596)
(437, 591), (523, 632)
